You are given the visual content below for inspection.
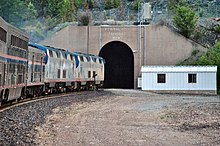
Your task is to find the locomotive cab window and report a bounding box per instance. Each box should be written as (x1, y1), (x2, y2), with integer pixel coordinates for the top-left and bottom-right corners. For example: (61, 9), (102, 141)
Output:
(79, 56), (84, 62)
(49, 50), (53, 57)
(62, 53), (67, 59)
(188, 74), (196, 83)
(157, 74), (166, 83)
(92, 57), (97, 62)
(70, 54), (74, 61)
(55, 51), (60, 58)
(86, 56), (90, 62)
(99, 59), (102, 64)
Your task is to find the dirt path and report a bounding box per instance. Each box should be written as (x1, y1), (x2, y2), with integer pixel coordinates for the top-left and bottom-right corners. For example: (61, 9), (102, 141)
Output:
(35, 89), (220, 146)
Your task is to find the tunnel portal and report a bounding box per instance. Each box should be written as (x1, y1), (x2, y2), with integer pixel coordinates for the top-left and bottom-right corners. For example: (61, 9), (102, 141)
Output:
(99, 41), (134, 89)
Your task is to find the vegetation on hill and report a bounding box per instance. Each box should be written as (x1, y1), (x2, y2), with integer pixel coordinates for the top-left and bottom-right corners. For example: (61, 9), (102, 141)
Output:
(0, 0), (219, 43)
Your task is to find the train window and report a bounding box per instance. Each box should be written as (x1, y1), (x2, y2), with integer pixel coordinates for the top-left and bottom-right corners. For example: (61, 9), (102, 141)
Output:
(88, 71), (91, 78)
(80, 56), (84, 62)
(0, 27), (7, 42)
(11, 35), (28, 50)
(58, 69), (61, 78)
(63, 70), (66, 78)
(99, 59), (102, 64)
(49, 50), (53, 57)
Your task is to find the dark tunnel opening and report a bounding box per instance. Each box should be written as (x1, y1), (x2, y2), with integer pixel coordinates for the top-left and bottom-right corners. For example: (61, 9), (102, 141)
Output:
(99, 41), (134, 89)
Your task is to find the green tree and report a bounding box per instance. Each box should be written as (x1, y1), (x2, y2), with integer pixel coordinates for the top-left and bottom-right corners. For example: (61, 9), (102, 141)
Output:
(173, 6), (198, 38)
(0, 0), (28, 27)
(26, 1), (37, 22)
(195, 41), (220, 88)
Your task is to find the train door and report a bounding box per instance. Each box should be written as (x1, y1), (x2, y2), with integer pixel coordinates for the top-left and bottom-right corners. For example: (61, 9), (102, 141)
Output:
(0, 62), (4, 86)
(8, 63), (16, 85)
(0, 62), (4, 101)
(31, 55), (34, 82)
(40, 56), (43, 82)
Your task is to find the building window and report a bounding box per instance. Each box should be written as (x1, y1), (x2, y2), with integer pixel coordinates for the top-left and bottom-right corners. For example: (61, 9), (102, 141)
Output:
(157, 74), (166, 83)
(188, 74), (196, 83)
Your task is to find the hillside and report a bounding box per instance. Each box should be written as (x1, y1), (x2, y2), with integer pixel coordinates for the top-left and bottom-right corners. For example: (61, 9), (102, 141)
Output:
(0, 0), (219, 43)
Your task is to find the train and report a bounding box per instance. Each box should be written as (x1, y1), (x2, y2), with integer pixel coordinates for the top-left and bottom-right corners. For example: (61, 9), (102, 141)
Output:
(0, 17), (105, 106)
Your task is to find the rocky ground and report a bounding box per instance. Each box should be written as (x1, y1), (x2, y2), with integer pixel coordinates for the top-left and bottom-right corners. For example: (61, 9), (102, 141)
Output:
(33, 89), (220, 146)
(0, 89), (219, 146)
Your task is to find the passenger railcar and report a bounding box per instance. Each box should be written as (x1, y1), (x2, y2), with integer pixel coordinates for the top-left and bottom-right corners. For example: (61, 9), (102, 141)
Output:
(0, 17), (28, 104)
(26, 44), (46, 97)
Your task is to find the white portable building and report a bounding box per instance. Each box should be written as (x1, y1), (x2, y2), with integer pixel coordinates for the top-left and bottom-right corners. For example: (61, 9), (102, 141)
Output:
(141, 66), (217, 95)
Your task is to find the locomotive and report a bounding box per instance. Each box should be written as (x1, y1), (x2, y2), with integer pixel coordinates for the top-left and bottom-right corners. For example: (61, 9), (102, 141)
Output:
(0, 17), (105, 106)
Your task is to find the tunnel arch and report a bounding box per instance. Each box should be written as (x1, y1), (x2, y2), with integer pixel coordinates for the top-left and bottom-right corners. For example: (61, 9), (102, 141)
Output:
(99, 41), (134, 89)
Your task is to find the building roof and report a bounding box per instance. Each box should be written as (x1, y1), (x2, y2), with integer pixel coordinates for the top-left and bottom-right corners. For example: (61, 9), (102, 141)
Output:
(141, 66), (217, 73)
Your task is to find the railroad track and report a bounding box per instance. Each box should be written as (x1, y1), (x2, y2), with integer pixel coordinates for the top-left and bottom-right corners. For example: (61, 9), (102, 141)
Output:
(0, 91), (90, 112)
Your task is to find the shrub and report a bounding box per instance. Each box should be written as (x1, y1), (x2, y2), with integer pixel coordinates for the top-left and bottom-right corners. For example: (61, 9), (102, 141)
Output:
(172, 6), (198, 38)
(78, 12), (91, 26)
